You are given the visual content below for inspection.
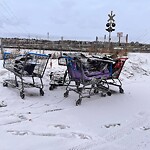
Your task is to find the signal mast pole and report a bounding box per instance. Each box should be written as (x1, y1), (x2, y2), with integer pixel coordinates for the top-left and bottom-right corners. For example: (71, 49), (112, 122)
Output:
(106, 11), (116, 51)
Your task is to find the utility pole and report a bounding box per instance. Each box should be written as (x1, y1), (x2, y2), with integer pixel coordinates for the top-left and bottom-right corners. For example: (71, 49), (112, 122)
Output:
(0, 38), (4, 59)
(125, 34), (128, 55)
(47, 32), (50, 40)
(117, 32), (123, 46)
(106, 11), (116, 51)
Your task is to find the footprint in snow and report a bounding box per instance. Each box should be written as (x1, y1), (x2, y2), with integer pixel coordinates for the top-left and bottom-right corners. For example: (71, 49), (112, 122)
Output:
(7, 130), (92, 140)
(104, 123), (121, 129)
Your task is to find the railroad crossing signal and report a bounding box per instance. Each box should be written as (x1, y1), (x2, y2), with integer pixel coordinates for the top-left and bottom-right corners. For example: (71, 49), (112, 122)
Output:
(105, 11), (116, 51)
(108, 11), (115, 22)
(106, 11), (116, 33)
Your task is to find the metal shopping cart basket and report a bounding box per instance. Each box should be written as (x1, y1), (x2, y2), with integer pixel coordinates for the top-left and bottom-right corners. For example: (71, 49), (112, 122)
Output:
(62, 53), (112, 105)
(92, 55), (128, 93)
(3, 52), (51, 99)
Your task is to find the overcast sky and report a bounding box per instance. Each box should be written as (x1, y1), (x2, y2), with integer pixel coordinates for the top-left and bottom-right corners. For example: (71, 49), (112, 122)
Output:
(0, 0), (150, 42)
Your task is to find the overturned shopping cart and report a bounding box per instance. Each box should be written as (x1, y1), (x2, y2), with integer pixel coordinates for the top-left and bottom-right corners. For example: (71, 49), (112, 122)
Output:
(49, 54), (72, 90)
(3, 52), (51, 99)
(49, 70), (68, 90)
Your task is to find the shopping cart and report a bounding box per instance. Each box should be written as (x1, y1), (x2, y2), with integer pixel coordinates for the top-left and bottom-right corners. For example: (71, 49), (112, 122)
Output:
(107, 57), (128, 93)
(3, 52), (51, 99)
(62, 53), (113, 105)
(92, 55), (128, 93)
(49, 70), (68, 90)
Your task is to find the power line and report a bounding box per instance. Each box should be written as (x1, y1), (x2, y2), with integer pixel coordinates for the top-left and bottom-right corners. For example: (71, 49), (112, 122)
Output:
(0, 0), (29, 34)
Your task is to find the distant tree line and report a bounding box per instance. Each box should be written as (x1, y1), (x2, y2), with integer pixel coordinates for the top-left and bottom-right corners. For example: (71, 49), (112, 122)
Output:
(1, 37), (150, 52)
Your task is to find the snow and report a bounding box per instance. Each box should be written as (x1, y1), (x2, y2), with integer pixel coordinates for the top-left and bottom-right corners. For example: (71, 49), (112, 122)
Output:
(0, 52), (150, 150)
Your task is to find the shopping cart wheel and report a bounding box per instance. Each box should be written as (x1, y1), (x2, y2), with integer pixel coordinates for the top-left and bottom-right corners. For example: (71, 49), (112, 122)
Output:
(94, 89), (99, 94)
(40, 89), (44, 96)
(64, 91), (69, 98)
(49, 85), (55, 90)
(20, 92), (25, 99)
(119, 88), (124, 94)
(3, 82), (8, 87)
(76, 98), (82, 106)
(101, 92), (106, 97)
(16, 83), (19, 87)
(107, 91), (112, 96)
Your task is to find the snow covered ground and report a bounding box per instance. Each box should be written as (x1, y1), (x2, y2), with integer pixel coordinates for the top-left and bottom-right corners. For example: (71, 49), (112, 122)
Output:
(0, 52), (150, 150)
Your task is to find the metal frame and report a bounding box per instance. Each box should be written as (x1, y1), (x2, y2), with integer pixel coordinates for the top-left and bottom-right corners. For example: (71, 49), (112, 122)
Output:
(3, 52), (51, 99)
